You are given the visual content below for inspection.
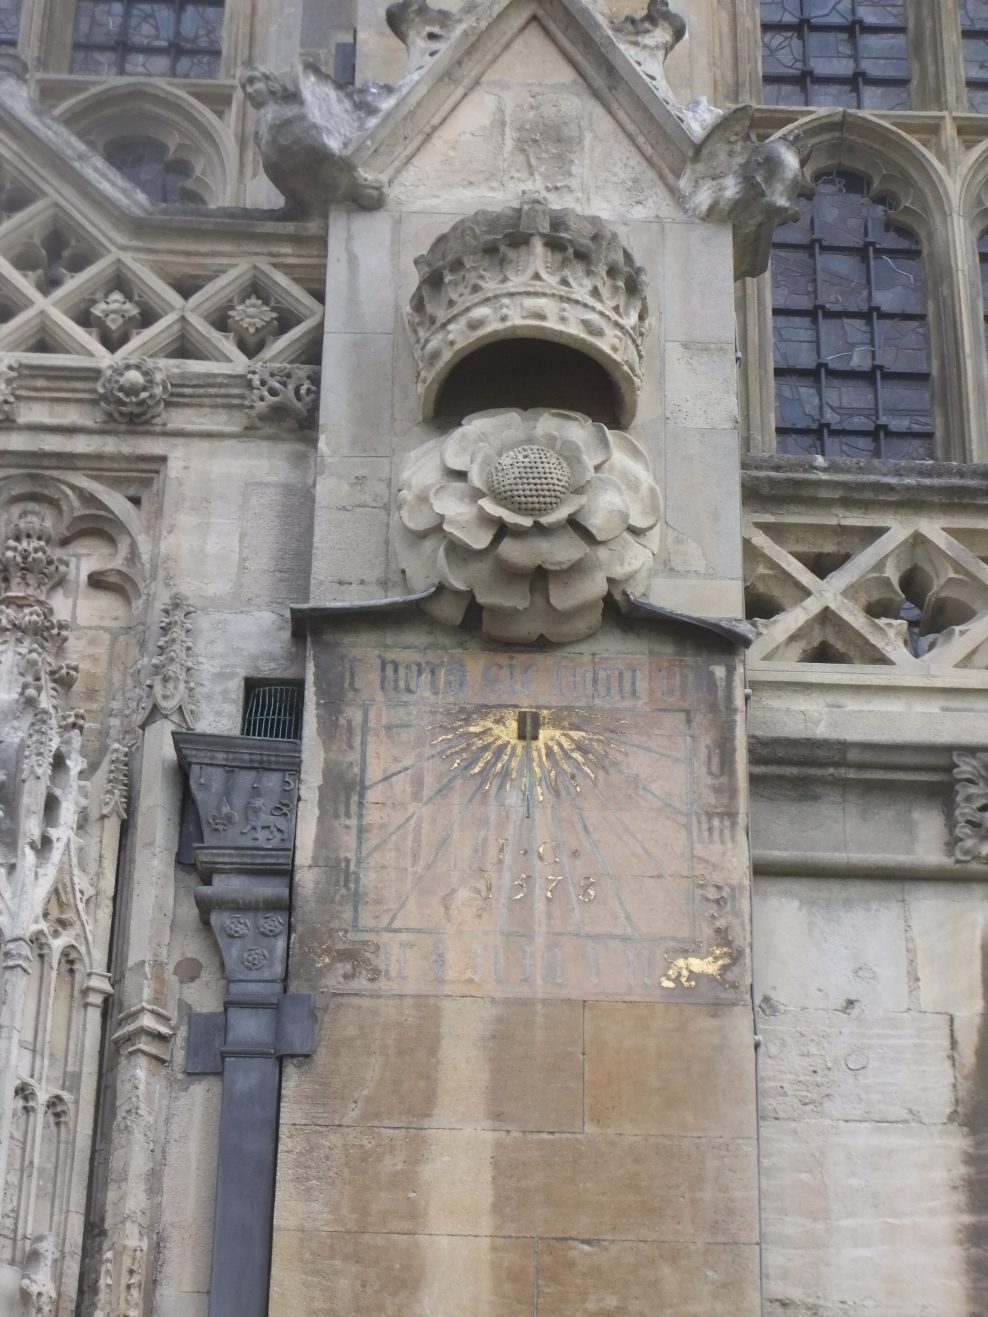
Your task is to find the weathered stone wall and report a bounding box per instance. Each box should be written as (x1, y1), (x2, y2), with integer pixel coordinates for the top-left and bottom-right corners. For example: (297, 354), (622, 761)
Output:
(754, 874), (988, 1315)
(271, 618), (759, 1315)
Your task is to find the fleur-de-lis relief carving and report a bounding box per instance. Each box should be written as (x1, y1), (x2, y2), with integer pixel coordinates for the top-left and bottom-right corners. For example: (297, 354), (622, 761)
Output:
(208, 797), (238, 832)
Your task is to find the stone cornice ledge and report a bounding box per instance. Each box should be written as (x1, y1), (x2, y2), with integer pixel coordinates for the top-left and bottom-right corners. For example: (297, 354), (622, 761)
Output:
(742, 455), (988, 506)
(752, 850), (973, 881)
(749, 735), (973, 778)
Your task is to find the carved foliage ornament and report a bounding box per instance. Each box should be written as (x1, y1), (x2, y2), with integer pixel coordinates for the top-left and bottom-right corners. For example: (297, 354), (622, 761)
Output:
(953, 751), (988, 863)
(0, 357), (17, 422)
(136, 591), (198, 728)
(246, 363), (319, 427)
(396, 408), (661, 643)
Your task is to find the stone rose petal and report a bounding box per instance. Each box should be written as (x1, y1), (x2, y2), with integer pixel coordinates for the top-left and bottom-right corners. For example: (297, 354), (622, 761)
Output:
(422, 586), (471, 627)
(443, 410), (525, 470)
(468, 446), (496, 492)
(495, 524), (588, 574)
(431, 482), (499, 549)
(555, 439), (594, 488)
(546, 557), (609, 613)
(477, 496), (533, 529)
(534, 410), (611, 469)
(535, 492), (587, 528)
(572, 474), (630, 542)
(399, 438), (445, 487)
(398, 485), (443, 533)
(439, 540), (531, 610)
(542, 598), (604, 643)
(600, 431), (662, 530)
(396, 523), (442, 591)
(484, 574), (603, 643)
(593, 530), (653, 584)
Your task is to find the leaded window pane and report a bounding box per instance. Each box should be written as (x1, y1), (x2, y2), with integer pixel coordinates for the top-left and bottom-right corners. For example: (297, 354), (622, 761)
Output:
(770, 170), (935, 460)
(760, 0), (911, 109)
(961, 1), (988, 112)
(70, 0), (223, 77)
(977, 229), (988, 348)
(104, 135), (205, 204)
(0, 0), (21, 46)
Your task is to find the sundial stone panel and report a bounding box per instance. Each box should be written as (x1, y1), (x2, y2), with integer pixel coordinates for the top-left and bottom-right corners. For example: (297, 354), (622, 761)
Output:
(288, 623), (751, 1001)
(273, 620), (759, 1317)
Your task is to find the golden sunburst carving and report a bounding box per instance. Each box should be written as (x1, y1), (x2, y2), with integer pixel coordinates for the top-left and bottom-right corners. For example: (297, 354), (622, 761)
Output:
(429, 707), (622, 804)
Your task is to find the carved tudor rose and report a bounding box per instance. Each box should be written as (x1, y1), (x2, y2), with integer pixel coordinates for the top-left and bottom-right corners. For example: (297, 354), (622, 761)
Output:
(97, 358), (170, 425)
(396, 407), (662, 642)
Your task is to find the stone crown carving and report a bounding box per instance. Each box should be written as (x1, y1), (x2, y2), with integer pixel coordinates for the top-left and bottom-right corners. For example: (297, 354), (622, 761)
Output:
(407, 196), (650, 426)
(396, 407), (662, 643)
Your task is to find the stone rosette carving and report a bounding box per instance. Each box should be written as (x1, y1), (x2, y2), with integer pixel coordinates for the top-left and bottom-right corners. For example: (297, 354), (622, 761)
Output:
(89, 289), (142, 351)
(953, 751), (988, 862)
(407, 197), (649, 425)
(396, 408), (662, 643)
(228, 294), (279, 356)
(246, 363), (319, 427)
(97, 358), (170, 425)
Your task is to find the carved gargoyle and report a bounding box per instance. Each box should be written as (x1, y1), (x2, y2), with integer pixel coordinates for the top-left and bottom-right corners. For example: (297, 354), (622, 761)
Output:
(386, 0), (458, 75)
(241, 0), (459, 218)
(240, 64), (389, 217)
(680, 107), (808, 279)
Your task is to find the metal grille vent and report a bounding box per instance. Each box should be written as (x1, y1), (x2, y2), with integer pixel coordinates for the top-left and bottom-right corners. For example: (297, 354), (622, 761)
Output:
(241, 683), (303, 740)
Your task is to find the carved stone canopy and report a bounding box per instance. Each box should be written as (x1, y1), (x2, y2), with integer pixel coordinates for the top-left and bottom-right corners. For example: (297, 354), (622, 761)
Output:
(406, 197), (650, 426)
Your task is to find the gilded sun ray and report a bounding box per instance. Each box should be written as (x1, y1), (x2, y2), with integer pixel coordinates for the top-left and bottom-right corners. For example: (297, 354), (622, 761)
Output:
(429, 707), (623, 802)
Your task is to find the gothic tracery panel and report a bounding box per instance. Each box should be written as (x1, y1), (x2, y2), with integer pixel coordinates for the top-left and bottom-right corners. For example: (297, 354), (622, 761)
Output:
(744, 510), (988, 667)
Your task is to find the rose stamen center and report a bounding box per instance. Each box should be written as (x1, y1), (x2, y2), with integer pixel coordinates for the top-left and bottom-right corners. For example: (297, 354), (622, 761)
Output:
(486, 445), (573, 517)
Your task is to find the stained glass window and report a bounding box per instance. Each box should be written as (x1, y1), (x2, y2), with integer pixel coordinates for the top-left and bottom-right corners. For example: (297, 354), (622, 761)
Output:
(770, 170), (935, 460)
(760, 1), (911, 110)
(104, 136), (204, 204)
(960, 1), (988, 112)
(979, 229), (988, 347)
(0, 0), (20, 47)
(70, 1), (224, 78)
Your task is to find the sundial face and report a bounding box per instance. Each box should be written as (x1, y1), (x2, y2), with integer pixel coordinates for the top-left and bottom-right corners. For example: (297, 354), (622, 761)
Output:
(303, 638), (748, 1002)
(357, 702), (693, 941)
